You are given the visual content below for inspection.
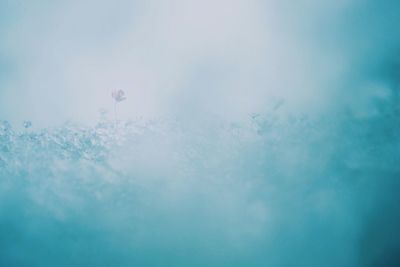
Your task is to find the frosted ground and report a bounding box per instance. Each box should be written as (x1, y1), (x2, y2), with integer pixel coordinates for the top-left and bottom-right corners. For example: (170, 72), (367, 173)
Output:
(1, 103), (400, 266)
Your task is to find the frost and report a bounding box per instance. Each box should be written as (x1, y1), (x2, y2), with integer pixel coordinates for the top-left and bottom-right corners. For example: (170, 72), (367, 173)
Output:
(0, 110), (400, 266)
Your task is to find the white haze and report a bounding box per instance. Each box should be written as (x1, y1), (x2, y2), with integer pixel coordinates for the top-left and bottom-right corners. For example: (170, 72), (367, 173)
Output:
(0, 0), (381, 127)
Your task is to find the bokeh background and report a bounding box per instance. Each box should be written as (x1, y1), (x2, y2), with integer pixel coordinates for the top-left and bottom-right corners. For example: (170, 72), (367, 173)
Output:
(1, 0), (400, 266)
(1, 0), (398, 127)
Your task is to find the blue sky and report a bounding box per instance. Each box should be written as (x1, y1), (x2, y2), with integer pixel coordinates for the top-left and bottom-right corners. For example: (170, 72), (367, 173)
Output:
(1, 0), (399, 127)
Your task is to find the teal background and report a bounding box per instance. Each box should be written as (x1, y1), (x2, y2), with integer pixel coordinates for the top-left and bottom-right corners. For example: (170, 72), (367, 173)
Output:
(1, 1), (400, 266)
